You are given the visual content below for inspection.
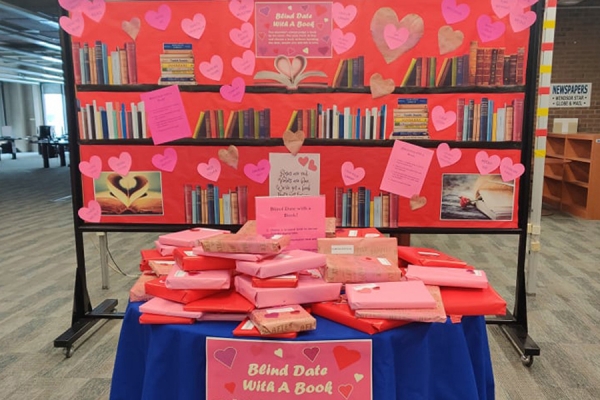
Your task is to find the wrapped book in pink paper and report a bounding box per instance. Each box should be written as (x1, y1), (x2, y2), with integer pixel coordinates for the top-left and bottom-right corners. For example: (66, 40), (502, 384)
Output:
(139, 297), (204, 319)
(325, 217), (337, 238)
(158, 227), (229, 247)
(145, 278), (219, 304)
(249, 304), (316, 335)
(192, 247), (276, 262)
(235, 274), (342, 308)
(129, 273), (157, 302)
(200, 234), (290, 254)
(317, 237), (398, 267)
(155, 240), (178, 256)
(236, 250), (326, 279)
(346, 281), (436, 310)
(397, 246), (468, 268)
(354, 285), (447, 323)
(165, 263), (231, 290)
(174, 248), (236, 271)
(322, 255), (402, 284)
(148, 260), (175, 276)
(406, 265), (489, 289)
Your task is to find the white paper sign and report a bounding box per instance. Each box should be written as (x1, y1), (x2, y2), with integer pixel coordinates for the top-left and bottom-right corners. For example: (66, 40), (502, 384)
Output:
(269, 153), (320, 196)
(550, 83), (592, 108)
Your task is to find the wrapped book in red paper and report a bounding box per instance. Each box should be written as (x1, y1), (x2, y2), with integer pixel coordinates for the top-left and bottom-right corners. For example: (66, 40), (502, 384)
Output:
(345, 281), (436, 310)
(440, 285), (507, 316)
(158, 227), (229, 247)
(139, 313), (195, 325)
(251, 273), (299, 288)
(200, 234), (290, 254)
(235, 274), (342, 308)
(397, 246), (468, 268)
(405, 265), (488, 289)
(321, 255), (402, 283)
(354, 285), (447, 323)
(236, 250), (326, 279)
(174, 248), (237, 272)
(233, 319), (298, 339)
(312, 298), (409, 335)
(144, 278), (219, 304)
(183, 290), (255, 313)
(140, 249), (174, 272)
(249, 304), (316, 335)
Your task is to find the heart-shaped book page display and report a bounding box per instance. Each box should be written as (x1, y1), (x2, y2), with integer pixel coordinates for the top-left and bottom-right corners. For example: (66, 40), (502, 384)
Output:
(218, 145), (239, 169)
(371, 8), (424, 64)
(283, 130), (305, 155)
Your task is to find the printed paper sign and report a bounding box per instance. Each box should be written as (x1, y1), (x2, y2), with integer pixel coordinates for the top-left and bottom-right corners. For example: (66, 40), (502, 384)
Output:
(380, 141), (434, 198)
(269, 153), (320, 197)
(255, 195), (325, 251)
(140, 85), (192, 145)
(256, 2), (332, 58)
(206, 338), (372, 399)
(550, 83), (592, 108)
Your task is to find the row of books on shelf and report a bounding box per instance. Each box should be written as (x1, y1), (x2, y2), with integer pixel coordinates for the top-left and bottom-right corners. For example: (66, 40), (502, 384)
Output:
(334, 188), (400, 228)
(158, 43), (197, 86)
(184, 185), (248, 225)
(402, 42), (525, 88)
(391, 98), (430, 140)
(287, 104), (388, 140)
(78, 101), (147, 140)
(332, 56), (365, 88)
(72, 41), (138, 85)
(193, 108), (271, 139)
(456, 98), (524, 142)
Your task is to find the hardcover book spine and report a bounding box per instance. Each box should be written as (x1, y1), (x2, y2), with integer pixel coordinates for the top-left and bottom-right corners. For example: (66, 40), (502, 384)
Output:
(231, 191), (239, 225)
(72, 42), (82, 85)
(381, 193), (390, 228)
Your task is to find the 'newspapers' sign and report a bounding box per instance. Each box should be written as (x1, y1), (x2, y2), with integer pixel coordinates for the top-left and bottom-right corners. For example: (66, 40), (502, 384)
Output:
(550, 83), (592, 108)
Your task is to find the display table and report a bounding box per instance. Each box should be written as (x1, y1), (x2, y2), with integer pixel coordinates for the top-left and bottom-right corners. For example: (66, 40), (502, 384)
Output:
(110, 302), (494, 400)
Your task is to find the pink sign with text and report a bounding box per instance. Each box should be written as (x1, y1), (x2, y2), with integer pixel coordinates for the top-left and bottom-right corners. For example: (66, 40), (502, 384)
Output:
(206, 338), (372, 400)
(255, 2), (332, 58)
(139, 85), (192, 145)
(255, 196), (325, 251)
(380, 141), (434, 198)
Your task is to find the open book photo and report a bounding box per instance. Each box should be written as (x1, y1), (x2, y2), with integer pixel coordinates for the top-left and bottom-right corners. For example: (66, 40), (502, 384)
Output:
(94, 172), (164, 215)
(440, 174), (515, 221)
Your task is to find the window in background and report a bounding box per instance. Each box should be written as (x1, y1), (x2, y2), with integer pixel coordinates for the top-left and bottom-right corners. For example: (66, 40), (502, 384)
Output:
(41, 83), (66, 138)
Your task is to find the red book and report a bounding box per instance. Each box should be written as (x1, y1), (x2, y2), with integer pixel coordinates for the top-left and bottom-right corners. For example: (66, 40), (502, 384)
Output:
(397, 246), (468, 268)
(144, 278), (219, 304)
(184, 290), (255, 313)
(251, 273), (299, 288)
(173, 248), (237, 272)
(140, 249), (174, 272)
(125, 42), (137, 84)
(71, 41), (82, 85)
(139, 313), (195, 325)
(440, 285), (507, 316)
(456, 98), (465, 141)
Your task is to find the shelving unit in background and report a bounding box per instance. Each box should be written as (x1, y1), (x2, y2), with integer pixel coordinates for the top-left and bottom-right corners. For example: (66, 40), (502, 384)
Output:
(543, 133), (600, 219)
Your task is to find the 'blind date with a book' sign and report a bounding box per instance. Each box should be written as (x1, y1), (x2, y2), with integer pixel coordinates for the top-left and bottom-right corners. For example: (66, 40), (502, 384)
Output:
(206, 338), (372, 399)
(256, 196), (325, 251)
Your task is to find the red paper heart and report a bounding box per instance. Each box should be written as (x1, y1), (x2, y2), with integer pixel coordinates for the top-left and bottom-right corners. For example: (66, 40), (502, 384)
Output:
(224, 382), (236, 394)
(308, 159), (318, 171)
(298, 156), (309, 167)
(333, 345), (361, 370)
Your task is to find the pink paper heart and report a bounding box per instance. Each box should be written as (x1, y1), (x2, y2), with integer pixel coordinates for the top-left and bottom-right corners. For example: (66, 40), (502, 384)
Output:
(509, 8), (536, 33)
(243, 159), (270, 183)
(181, 13), (206, 39)
(475, 151), (501, 175)
(108, 152), (132, 176)
(441, 0), (470, 24)
(122, 18), (141, 41)
(477, 15), (506, 43)
(431, 105), (457, 131)
(341, 161), (365, 186)
(60, 12), (84, 37)
(78, 200), (101, 223)
(197, 158), (221, 182)
(229, 0), (254, 22)
(81, 0), (106, 23)
(436, 143), (462, 168)
(145, 4), (171, 31)
(214, 347), (237, 369)
(232, 50), (256, 76)
(220, 77), (246, 103)
(152, 148), (177, 172)
(500, 157), (525, 182)
(383, 24), (410, 50)
(79, 155), (102, 179)
(58, 0), (85, 11)
(332, 3), (357, 29)
(229, 22), (254, 48)
(492, 0), (517, 18)
(331, 28), (356, 54)
(199, 55), (224, 81)
(303, 346), (320, 362)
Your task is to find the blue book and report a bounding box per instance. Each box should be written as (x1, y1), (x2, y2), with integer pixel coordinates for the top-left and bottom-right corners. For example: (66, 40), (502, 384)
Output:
(213, 186), (220, 224)
(398, 98), (428, 105)
(480, 98), (488, 142)
(163, 43), (193, 50)
(102, 43), (109, 85)
(342, 193), (348, 227)
(120, 103), (127, 139)
(100, 109), (109, 139)
(191, 190), (198, 224)
(355, 108), (361, 139)
(380, 104), (387, 139)
(358, 187), (366, 227)
(487, 100), (494, 141)
(365, 189), (371, 227)
(207, 184), (215, 224)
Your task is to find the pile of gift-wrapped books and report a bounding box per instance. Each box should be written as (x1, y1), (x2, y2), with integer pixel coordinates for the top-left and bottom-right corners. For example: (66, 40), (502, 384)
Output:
(130, 222), (507, 336)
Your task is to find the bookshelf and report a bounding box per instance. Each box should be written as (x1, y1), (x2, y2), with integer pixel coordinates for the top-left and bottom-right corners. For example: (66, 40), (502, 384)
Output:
(543, 133), (600, 219)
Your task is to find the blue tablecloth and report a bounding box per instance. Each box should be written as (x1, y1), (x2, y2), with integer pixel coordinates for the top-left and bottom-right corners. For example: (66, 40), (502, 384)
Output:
(110, 302), (494, 400)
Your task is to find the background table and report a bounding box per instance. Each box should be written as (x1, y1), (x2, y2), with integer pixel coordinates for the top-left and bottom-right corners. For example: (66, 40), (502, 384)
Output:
(110, 302), (494, 400)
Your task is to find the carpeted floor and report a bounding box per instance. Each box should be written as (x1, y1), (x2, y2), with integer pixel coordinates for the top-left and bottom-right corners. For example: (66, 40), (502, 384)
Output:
(1, 152), (599, 399)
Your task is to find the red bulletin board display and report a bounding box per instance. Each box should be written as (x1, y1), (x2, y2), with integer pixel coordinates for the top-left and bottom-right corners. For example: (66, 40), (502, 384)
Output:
(67, 0), (536, 230)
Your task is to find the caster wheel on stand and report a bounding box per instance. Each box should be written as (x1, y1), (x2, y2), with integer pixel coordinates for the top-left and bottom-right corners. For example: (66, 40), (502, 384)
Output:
(521, 355), (534, 367)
